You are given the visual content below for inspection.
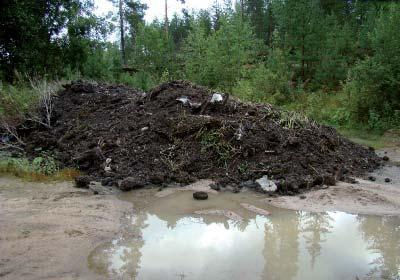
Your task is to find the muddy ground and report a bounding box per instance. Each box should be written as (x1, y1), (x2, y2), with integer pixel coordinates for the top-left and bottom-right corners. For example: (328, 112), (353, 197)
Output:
(0, 178), (131, 280)
(19, 80), (381, 194)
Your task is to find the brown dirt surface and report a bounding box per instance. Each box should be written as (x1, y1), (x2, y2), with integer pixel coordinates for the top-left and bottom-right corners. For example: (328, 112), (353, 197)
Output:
(20, 80), (381, 194)
(0, 177), (132, 279)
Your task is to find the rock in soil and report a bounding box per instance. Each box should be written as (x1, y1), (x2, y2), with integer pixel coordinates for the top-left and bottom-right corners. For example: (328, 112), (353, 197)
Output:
(19, 80), (381, 195)
(119, 177), (145, 192)
(210, 183), (221, 191)
(74, 176), (91, 189)
(255, 176), (278, 193)
(193, 191), (208, 200)
(368, 176), (377, 182)
(382, 156), (390, 161)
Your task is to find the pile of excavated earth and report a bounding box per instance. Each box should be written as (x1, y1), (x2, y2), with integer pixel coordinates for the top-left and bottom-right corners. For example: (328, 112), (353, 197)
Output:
(21, 80), (381, 194)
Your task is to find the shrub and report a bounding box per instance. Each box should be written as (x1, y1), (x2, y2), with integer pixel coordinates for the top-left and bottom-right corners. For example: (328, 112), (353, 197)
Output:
(233, 49), (291, 104)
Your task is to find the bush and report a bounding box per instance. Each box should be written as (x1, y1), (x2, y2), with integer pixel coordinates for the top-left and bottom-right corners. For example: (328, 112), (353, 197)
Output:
(117, 71), (158, 91)
(233, 49), (291, 104)
(0, 154), (59, 178)
(342, 4), (400, 128)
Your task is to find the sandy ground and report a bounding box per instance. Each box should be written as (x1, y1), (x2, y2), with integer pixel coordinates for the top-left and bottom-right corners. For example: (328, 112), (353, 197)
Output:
(0, 178), (132, 280)
(267, 147), (400, 216)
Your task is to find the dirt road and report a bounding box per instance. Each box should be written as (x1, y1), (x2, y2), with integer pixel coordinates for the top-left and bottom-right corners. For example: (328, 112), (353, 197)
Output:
(0, 178), (131, 279)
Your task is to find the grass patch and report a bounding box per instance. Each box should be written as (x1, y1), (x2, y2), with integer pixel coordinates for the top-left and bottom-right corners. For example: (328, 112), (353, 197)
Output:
(338, 128), (400, 149)
(199, 129), (235, 166)
(338, 129), (386, 149)
(0, 156), (80, 182)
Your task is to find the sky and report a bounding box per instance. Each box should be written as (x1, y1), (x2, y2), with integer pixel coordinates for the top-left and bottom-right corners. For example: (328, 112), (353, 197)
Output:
(95, 0), (225, 22)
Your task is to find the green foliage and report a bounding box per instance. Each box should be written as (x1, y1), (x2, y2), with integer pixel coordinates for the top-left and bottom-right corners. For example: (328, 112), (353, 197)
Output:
(342, 4), (400, 130)
(0, 0), (108, 81)
(278, 110), (310, 129)
(81, 44), (120, 80)
(233, 49), (291, 104)
(0, 77), (61, 125)
(200, 129), (234, 166)
(31, 155), (59, 175)
(183, 14), (260, 91)
(0, 83), (38, 118)
(129, 22), (177, 78)
(118, 71), (158, 91)
(0, 154), (58, 177)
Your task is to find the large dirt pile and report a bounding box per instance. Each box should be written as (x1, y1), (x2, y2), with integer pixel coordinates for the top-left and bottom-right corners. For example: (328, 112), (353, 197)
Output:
(22, 80), (380, 194)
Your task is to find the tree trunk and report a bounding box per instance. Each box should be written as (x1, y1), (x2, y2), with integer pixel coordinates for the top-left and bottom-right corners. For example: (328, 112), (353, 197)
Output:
(165, 0), (169, 34)
(240, 0), (244, 21)
(119, 0), (126, 66)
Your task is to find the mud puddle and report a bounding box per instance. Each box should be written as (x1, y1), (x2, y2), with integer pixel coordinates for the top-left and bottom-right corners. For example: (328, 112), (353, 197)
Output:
(88, 190), (400, 280)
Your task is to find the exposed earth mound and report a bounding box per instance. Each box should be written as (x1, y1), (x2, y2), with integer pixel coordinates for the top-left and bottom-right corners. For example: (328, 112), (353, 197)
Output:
(21, 80), (380, 194)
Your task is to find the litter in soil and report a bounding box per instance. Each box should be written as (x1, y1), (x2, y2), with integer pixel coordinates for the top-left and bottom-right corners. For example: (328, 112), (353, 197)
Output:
(18, 80), (380, 194)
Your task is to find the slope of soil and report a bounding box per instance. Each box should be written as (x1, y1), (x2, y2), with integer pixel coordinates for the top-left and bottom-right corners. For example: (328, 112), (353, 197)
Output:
(267, 147), (400, 215)
(22, 80), (380, 194)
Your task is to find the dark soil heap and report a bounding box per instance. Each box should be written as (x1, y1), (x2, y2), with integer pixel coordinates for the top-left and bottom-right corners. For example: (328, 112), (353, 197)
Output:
(23, 80), (380, 194)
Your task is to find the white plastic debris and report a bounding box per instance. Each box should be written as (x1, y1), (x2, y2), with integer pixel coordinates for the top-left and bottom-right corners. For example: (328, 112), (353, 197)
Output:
(176, 96), (190, 105)
(141, 126), (149, 132)
(105, 158), (112, 172)
(255, 175), (277, 192)
(235, 124), (244, 141)
(210, 93), (223, 104)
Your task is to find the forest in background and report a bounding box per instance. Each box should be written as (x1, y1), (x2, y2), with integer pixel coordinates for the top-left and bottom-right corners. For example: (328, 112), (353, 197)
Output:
(1, 0), (400, 133)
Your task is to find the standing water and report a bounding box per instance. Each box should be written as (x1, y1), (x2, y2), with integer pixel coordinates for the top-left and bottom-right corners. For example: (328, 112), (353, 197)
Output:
(88, 190), (400, 280)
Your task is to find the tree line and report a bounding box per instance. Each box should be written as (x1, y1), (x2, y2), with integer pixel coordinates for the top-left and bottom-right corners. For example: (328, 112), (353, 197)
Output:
(1, 0), (399, 131)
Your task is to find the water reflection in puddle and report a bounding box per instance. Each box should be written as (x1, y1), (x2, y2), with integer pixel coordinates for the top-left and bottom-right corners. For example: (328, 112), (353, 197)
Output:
(88, 190), (400, 280)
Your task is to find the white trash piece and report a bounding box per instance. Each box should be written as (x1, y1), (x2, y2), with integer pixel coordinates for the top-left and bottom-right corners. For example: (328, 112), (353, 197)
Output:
(255, 175), (277, 192)
(210, 93), (224, 104)
(105, 158), (112, 172)
(176, 96), (190, 105)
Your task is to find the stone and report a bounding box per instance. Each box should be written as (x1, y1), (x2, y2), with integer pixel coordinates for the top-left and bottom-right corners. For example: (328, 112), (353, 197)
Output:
(368, 176), (376, 182)
(141, 127), (149, 132)
(255, 175), (278, 193)
(193, 191), (208, 200)
(385, 178), (391, 183)
(382, 156), (390, 161)
(210, 183), (221, 191)
(119, 177), (145, 191)
(73, 147), (104, 170)
(74, 176), (91, 189)
(101, 177), (115, 187)
(346, 177), (358, 184)
(300, 195), (307, 200)
(149, 174), (164, 185)
(240, 180), (258, 189)
(232, 187), (240, 194)
(313, 176), (324, 186)
(323, 175), (336, 186)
